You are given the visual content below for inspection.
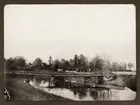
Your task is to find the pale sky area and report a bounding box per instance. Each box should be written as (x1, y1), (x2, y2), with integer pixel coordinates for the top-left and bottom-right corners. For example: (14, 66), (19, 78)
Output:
(4, 5), (136, 65)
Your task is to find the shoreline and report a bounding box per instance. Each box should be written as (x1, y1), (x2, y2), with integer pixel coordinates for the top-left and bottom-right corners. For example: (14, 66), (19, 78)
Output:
(4, 77), (72, 101)
(4, 72), (136, 101)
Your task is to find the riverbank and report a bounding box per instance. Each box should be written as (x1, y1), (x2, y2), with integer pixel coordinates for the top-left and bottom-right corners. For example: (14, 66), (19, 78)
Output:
(4, 77), (71, 101)
(105, 75), (136, 91)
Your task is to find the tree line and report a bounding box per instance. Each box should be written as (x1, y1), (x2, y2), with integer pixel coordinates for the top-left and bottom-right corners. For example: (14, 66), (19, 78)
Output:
(4, 54), (134, 72)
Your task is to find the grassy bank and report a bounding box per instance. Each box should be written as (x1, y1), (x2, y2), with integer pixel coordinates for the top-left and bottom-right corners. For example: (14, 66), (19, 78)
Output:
(105, 75), (136, 91)
(4, 76), (71, 101)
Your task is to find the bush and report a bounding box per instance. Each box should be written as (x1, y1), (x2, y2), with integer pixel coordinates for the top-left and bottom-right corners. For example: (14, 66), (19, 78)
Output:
(126, 75), (136, 91)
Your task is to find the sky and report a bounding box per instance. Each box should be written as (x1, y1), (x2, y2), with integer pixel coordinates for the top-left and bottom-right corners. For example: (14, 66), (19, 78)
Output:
(4, 4), (136, 65)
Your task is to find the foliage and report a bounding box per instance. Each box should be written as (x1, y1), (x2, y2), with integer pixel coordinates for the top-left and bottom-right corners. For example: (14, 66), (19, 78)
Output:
(33, 58), (43, 70)
(111, 62), (120, 71)
(5, 54), (134, 72)
(78, 54), (89, 72)
(53, 59), (61, 71)
(5, 56), (26, 70)
(128, 63), (133, 70)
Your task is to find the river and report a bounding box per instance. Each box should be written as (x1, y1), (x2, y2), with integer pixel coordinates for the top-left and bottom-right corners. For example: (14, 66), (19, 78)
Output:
(27, 77), (136, 101)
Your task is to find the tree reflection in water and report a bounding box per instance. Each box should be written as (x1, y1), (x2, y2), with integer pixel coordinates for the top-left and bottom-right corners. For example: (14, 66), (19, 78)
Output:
(69, 87), (111, 100)
(70, 88), (88, 99)
(89, 88), (111, 100)
(89, 88), (98, 100)
(27, 77), (125, 100)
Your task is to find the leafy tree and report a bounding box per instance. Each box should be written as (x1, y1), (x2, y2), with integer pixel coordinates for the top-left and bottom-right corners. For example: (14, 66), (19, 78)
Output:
(102, 60), (111, 74)
(13, 56), (26, 70)
(111, 62), (120, 71)
(25, 62), (34, 70)
(60, 59), (66, 69)
(89, 55), (112, 73)
(90, 56), (105, 84)
(65, 60), (70, 70)
(53, 59), (61, 71)
(43, 62), (48, 70)
(5, 56), (26, 70)
(128, 63), (133, 70)
(93, 56), (104, 72)
(59, 59), (70, 71)
(119, 62), (127, 71)
(89, 59), (96, 72)
(48, 56), (53, 70)
(89, 56), (105, 72)
(69, 59), (75, 71)
(5, 57), (15, 70)
(79, 54), (89, 72)
(73, 54), (80, 71)
(33, 58), (43, 70)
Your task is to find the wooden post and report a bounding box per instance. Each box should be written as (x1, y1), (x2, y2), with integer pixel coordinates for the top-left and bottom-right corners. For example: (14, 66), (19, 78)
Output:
(48, 77), (51, 88)
(61, 76), (63, 87)
(84, 77), (86, 87)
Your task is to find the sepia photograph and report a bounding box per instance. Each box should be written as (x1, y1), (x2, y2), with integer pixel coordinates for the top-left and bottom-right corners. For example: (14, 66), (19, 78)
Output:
(4, 4), (136, 101)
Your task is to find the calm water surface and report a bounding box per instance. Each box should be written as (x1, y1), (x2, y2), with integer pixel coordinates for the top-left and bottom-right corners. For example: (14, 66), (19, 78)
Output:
(28, 78), (136, 101)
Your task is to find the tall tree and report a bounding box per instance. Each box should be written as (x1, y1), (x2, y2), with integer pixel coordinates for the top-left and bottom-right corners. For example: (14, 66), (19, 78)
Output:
(79, 54), (88, 72)
(69, 59), (75, 71)
(89, 58), (96, 72)
(48, 56), (53, 69)
(93, 56), (104, 72)
(53, 59), (61, 71)
(91, 56), (104, 84)
(73, 54), (80, 71)
(33, 58), (43, 70)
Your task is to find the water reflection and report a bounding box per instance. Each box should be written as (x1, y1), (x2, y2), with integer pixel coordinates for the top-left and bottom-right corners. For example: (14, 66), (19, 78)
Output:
(28, 77), (136, 101)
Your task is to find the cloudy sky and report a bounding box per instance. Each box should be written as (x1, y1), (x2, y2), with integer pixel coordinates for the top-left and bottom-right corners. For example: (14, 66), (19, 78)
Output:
(4, 4), (136, 64)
